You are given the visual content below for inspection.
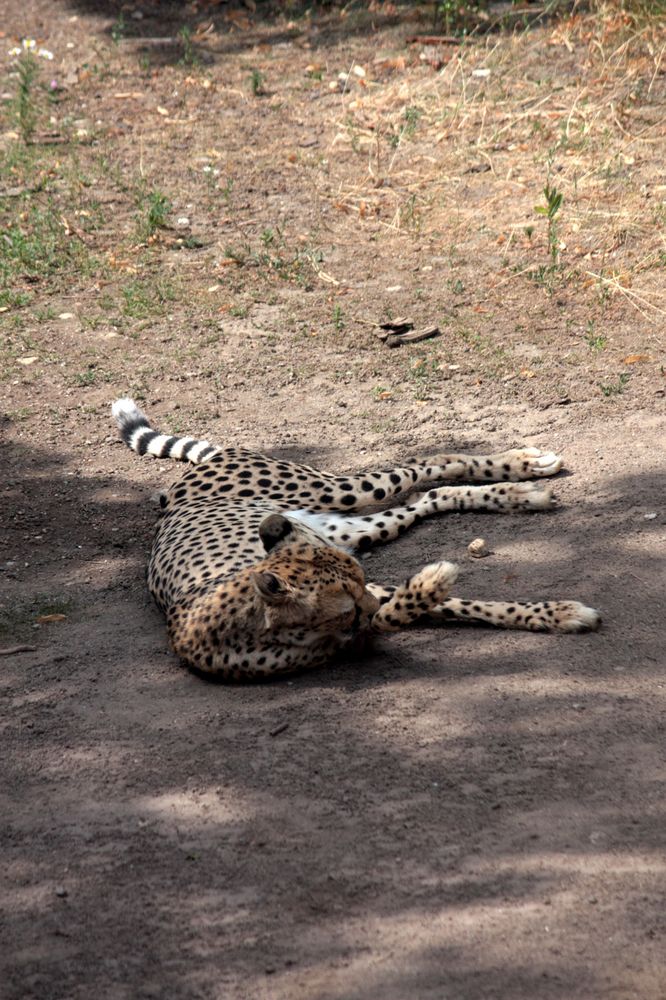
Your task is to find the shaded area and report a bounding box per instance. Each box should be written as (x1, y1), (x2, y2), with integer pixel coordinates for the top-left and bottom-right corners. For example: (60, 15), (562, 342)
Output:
(58, 0), (412, 67)
(2, 426), (665, 999)
(57, 0), (566, 69)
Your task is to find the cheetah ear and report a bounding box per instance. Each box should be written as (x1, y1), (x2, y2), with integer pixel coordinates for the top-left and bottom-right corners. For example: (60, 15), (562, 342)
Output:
(251, 570), (291, 605)
(259, 513), (294, 553)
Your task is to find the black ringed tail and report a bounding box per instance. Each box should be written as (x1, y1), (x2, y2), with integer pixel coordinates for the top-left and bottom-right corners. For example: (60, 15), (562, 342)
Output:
(111, 398), (219, 463)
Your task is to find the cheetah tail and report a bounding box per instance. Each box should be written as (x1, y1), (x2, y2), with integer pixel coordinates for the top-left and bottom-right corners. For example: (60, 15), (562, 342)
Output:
(111, 398), (219, 464)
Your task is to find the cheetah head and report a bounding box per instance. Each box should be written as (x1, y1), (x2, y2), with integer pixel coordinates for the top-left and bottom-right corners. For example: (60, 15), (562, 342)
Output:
(167, 514), (380, 678)
(251, 514), (379, 644)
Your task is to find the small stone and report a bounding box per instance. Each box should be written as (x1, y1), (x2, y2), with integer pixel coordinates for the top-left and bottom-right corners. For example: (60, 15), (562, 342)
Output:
(467, 537), (489, 559)
(55, 887), (68, 898)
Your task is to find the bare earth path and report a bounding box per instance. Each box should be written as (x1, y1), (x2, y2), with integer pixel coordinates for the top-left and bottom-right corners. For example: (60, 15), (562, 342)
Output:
(1, 2), (665, 998)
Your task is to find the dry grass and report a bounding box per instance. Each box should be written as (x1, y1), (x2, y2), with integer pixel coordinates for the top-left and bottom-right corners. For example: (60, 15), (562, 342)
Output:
(327, 8), (665, 319)
(0, 2), (664, 427)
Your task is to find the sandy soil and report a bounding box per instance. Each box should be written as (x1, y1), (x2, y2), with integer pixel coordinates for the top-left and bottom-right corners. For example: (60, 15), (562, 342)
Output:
(1, 2), (665, 998)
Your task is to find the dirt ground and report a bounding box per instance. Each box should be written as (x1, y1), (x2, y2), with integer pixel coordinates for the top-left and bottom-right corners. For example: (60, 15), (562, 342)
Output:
(1, 2), (665, 998)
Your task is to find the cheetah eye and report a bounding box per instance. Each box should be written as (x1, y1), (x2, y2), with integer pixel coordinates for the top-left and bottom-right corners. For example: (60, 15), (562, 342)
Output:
(251, 570), (290, 604)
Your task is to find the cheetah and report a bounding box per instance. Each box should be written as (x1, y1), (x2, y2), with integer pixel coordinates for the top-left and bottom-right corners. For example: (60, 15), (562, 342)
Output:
(112, 398), (600, 681)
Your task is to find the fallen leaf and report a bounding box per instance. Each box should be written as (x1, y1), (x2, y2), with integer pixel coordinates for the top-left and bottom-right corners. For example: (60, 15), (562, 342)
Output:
(622, 354), (651, 364)
(37, 613), (67, 623)
(58, 312), (75, 319)
(373, 56), (406, 72)
(18, 356), (39, 365)
(520, 368), (537, 378)
(156, 106), (169, 116)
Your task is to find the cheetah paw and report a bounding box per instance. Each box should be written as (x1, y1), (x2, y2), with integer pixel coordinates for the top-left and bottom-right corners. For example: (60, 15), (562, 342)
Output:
(408, 561), (459, 605)
(503, 482), (555, 510)
(500, 447), (563, 479)
(522, 447), (563, 478)
(549, 601), (601, 633)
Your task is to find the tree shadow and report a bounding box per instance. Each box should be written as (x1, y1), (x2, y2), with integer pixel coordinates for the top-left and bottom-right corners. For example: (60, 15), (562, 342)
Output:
(61, 0), (411, 68)
(2, 434), (665, 998)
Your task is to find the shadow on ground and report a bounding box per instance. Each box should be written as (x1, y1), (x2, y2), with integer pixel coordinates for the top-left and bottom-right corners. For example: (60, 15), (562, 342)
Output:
(2, 429), (664, 999)
(61, 0), (409, 68)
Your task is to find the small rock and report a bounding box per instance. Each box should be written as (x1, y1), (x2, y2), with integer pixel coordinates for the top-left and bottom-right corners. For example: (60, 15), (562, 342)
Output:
(468, 537), (489, 558)
(55, 886), (68, 898)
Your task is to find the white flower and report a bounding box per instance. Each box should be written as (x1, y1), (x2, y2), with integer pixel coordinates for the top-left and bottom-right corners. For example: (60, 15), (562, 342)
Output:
(8, 38), (53, 59)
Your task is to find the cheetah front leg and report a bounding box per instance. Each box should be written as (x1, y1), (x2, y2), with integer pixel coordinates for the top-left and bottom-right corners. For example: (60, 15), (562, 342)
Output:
(432, 598), (601, 633)
(369, 562), (459, 632)
(366, 584), (601, 635)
